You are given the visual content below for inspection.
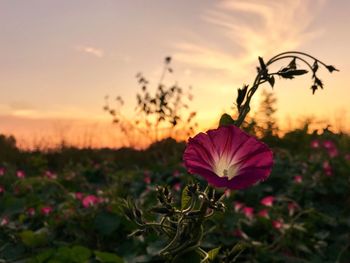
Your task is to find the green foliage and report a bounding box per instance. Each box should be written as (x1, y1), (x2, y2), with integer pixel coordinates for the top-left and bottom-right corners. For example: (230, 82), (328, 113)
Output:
(20, 230), (48, 248)
(208, 246), (221, 261)
(94, 251), (124, 263)
(181, 185), (192, 210)
(172, 250), (201, 263)
(94, 212), (121, 236)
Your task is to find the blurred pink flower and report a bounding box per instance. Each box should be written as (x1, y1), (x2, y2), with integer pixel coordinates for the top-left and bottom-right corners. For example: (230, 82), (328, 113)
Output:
(173, 170), (181, 177)
(143, 170), (151, 184)
(327, 148), (339, 158)
(294, 175), (302, 184)
(224, 189), (232, 198)
(82, 195), (99, 208)
(233, 201), (244, 212)
(16, 170), (25, 179)
(310, 139), (320, 149)
(41, 206), (53, 216)
(144, 176), (151, 184)
(183, 125), (273, 189)
(242, 206), (254, 219)
(75, 192), (83, 200)
(272, 219), (284, 230)
(258, 209), (269, 219)
(345, 154), (350, 161)
(323, 161), (333, 176)
(0, 167), (5, 176)
(260, 196), (275, 207)
(44, 170), (57, 179)
(173, 183), (181, 192)
(0, 216), (9, 226)
(27, 208), (36, 217)
(323, 140), (335, 149)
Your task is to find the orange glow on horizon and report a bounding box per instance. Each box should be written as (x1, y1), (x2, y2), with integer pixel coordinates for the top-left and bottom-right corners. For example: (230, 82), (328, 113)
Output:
(1, 0), (349, 149)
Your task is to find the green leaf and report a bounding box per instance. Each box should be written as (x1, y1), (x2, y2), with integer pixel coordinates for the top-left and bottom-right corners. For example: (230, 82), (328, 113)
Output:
(219, 113), (235, 127)
(54, 247), (73, 261)
(94, 251), (124, 263)
(230, 241), (248, 256)
(19, 230), (48, 248)
(208, 247), (221, 261)
(268, 76), (275, 88)
(33, 249), (55, 263)
(236, 85), (248, 107)
(95, 212), (121, 236)
(173, 250), (201, 263)
(181, 186), (192, 210)
(71, 246), (92, 262)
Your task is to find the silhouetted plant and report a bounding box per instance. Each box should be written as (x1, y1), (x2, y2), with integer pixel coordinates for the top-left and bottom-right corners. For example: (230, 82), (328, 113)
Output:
(104, 57), (197, 147)
(124, 51), (338, 262)
(227, 51), (338, 128)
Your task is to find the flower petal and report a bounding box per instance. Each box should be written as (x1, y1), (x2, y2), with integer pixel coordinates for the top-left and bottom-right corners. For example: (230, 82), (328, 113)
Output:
(184, 125), (273, 189)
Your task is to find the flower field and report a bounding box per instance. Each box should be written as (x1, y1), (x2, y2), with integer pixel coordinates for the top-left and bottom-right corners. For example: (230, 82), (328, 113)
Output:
(1, 125), (349, 262)
(1, 52), (349, 262)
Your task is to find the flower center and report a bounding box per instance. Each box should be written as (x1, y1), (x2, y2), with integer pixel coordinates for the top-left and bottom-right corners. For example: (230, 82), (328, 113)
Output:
(213, 155), (238, 180)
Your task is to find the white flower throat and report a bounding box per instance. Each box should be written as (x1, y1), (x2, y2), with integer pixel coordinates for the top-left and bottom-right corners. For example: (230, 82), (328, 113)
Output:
(213, 154), (239, 180)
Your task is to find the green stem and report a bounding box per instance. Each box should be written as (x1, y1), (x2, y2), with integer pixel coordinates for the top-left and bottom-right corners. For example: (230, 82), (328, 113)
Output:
(267, 55), (314, 72)
(267, 51), (328, 67)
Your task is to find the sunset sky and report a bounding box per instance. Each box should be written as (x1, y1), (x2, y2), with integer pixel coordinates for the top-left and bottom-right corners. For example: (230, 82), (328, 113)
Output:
(0, 0), (349, 148)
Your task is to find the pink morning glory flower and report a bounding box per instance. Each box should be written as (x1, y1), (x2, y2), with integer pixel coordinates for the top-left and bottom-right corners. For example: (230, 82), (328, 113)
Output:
(242, 206), (254, 220)
(323, 140), (335, 149)
(16, 170), (25, 179)
(75, 192), (83, 200)
(82, 195), (100, 208)
(27, 208), (36, 217)
(323, 161), (333, 176)
(272, 219), (284, 230)
(0, 216), (9, 226)
(143, 170), (151, 184)
(173, 183), (181, 192)
(0, 167), (5, 176)
(183, 125), (273, 189)
(260, 196), (275, 207)
(41, 206), (53, 216)
(233, 201), (244, 212)
(310, 139), (320, 149)
(224, 189), (232, 197)
(258, 209), (269, 219)
(144, 175), (151, 184)
(327, 147), (339, 158)
(294, 175), (302, 184)
(44, 170), (57, 179)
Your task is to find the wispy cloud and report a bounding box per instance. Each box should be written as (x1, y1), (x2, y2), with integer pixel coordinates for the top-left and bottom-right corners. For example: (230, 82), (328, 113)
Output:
(76, 45), (105, 58)
(5, 101), (38, 117)
(175, 0), (326, 77)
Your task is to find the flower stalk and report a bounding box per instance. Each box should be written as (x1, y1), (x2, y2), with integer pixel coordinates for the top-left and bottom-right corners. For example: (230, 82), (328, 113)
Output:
(234, 51), (338, 128)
